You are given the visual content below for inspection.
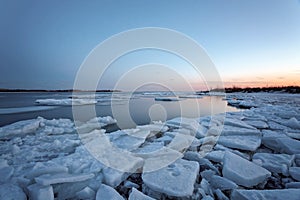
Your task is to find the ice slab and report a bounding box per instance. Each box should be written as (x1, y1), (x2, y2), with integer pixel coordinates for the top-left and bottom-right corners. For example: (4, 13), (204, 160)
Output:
(289, 167), (300, 181)
(205, 150), (225, 163)
(262, 130), (300, 154)
(96, 184), (124, 200)
(142, 159), (199, 197)
(252, 153), (294, 175)
(35, 173), (94, 186)
(222, 151), (271, 187)
(209, 175), (238, 190)
(36, 98), (97, 106)
(218, 135), (261, 151)
(0, 184), (26, 200)
(129, 188), (155, 200)
(243, 120), (269, 129)
(231, 189), (300, 200)
(220, 126), (261, 136)
(27, 183), (54, 200)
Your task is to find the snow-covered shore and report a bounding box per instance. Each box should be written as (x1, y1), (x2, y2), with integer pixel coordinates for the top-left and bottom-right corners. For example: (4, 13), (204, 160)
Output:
(1, 92), (300, 199)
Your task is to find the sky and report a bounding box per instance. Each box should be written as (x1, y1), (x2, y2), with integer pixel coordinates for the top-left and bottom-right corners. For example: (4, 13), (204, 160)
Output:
(0, 0), (300, 90)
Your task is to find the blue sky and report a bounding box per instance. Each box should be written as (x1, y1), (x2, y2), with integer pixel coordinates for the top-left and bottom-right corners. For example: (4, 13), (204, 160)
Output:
(1, 0), (299, 90)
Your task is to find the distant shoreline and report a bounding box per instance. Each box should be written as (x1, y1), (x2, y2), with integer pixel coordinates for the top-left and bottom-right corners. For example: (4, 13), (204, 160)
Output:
(0, 89), (121, 93)
(204, 86), (300, 94)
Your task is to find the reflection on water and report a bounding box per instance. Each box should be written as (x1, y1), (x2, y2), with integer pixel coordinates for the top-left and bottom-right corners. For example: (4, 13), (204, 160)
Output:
(0, 92), (239, 127)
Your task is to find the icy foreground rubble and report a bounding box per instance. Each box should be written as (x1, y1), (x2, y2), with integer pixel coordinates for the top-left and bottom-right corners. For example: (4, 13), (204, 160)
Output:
(0, 92), (300, 199)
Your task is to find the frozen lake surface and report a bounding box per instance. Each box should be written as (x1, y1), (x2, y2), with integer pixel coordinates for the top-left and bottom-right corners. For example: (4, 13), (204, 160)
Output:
(0, 92), (300, 199)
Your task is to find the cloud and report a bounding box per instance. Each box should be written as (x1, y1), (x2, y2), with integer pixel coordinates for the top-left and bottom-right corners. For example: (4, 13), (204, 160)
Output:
(256, 77), (264, 80)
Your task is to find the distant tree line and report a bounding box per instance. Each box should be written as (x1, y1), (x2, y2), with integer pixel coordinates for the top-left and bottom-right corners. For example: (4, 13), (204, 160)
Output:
(208, 86), (300, 94)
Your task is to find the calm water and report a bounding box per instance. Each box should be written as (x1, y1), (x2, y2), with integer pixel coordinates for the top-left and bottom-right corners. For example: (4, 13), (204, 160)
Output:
(0, 92), (239, 128)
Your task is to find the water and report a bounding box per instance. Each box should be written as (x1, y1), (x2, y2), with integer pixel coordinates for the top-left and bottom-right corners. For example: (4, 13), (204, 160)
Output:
(0, 92), (239, 128)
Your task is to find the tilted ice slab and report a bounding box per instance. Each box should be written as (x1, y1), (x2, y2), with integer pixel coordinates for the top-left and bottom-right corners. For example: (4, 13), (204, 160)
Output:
(222, 151), (271, 187)
(142, 159), (199, 197)
(36, 98), (97, 106)
(129, 188), (155, 200)
(35, 173), (94, 186)
(220, 125), (261, 136)
(289, 167), (300, 181)
(0, 184), (27, 200)
(96, 184), (124, 200)
(252, 153), (294, 175)
(218, 135), (261, 151)
(262, 130), (300, 154)
(231, 189), (300, 200)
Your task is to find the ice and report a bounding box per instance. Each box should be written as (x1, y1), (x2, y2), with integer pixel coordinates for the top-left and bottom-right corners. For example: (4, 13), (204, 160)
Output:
(231, 189), (300, 200)
(154, 97), (180, 101)
(243, 120), (269, 129)
(96, 184), (124, 200)
(109, 130), (146, 151)
(102, 167), (130, 187)
(75, 187), (96, 199)
(0, 106), (56, 114)
(183, 151), (218, 172)
(209, 175), (238, 190)
(53, 179), (92, 200)
(205, 150), (225, 163)
(289, 167), (300, 181)
(252, 153), (294, 175)
(0, 184), (26, 200)
(179, 94), (203, 99)
(0, 166), (14, 183)
(222, 151), (271, 187)
(215, 189), (229, 200)
(286, 182), (300, 189)
(25, 162), (69, 179)
(262, 130), (300, 154)
(142, 159), (199, 197)
(0, 118), (42, 140)
(27, 183), (54, 200)
(220, 125), (261, 136)
(36, 98), (97, 106)
(224, 118), (256, 129)
(129, 188), (155, 200)
(35, 173), (94, 186)
(282, 117), (300, 129)
(218, 135), (261, 151)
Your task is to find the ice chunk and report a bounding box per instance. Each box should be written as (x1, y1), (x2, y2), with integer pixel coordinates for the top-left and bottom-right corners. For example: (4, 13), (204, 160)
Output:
(36, 98), (97, 106)
(286, 182), (300, 189)
(0, 118), (41, 139)
(243, 120), (269, 129)
(183, 151), (218, 172)
(129, 188), (155, 200)
(252, 153), (294, 175)
(137, 123), (168, 134)
(109, 130), (146, 151)
(75, 187), (96, 199)
(289, 167), (300, 181)
(27, 183), (54, 200)
(0, 184), (26, 200)
(283, 117), (300, 129)
(53, 179), (92, 200)
(0, 166), (14, 183)
(224, 118), (256, 129)
(231, 189), (300, 200)
(205, 150), (225, 163)
(25, 162), (68, 179)
(35, 173), (94, 186)
(142, 159), (199, 197)
(102, 167), (130, 187)
(96, 184), (124, 200)
(209, 175), (238, 190)
(220, 126), (261, 136)
(262, 130), (300, 154)
(215, 189), (229, 200)
(218, 135), (261, 151)
(222, 151), (271, 187)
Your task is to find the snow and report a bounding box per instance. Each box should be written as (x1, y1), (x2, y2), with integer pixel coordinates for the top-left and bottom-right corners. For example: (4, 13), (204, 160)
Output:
(96, 184), (124, 200)
(142, 159), (199, 197)
(36, 98), (97, 106)
(222, 151), (271, 187)
(231, 189), (300, 200)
